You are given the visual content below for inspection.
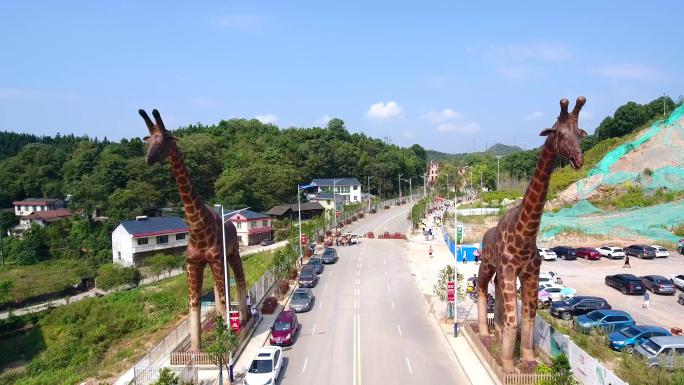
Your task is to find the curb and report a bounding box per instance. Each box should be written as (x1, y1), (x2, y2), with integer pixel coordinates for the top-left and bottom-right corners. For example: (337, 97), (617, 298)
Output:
(427, 310), (474, 385)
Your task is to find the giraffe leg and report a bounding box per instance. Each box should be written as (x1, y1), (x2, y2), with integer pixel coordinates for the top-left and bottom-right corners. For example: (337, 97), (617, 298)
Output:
(520, 263), (541, 364)
(208, 257), (228, 319)
(187, 260), (205, 351)
(494, 274), (505, 334)
(476, 261), (495, 337)
(499, 265), (519, 373)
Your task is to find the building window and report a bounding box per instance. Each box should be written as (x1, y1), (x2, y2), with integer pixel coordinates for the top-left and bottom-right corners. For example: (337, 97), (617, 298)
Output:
(262, 220), (268, 227)
(340, 186), (350, 193)
(251, 221), (257, 228)
(176, 233), (186, 240)
(137, 237), (149, 246)
(156, 235), (169, 244)
(353, 185), (358, 190)
(326, 200), (331, 205)
(117, 251), (121, 259)
(352, 196), (357, 201)
(32, 205), (37, 212)
(236, 221), (241, 229)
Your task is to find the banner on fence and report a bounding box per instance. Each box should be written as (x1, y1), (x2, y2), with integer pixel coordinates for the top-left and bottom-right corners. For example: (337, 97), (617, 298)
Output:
(534, 316), (552, 354)
(594, 362), (628, 385)
(569, 341), (598, 385)
(549, 326), (570, 357)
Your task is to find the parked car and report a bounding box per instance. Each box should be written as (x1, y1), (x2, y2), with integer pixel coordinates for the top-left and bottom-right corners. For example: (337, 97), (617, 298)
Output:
(539, 285), (575, 302)
(298, 265), (318, 288)
(597, 246), (626, 259)
(575, 247), (601, 260)
(270, 310), (299, 346)
(290, 288), (315, 312)
(672, 274), (684, 291)
(624, 244), (656, 259)
(549, 296), (611, 320)
(679, 292), (684, 306)
(307, 257), (324, 274)
(635, 336), (684, 369)
(245, 346), (283, 385)
(608, 325), (671, 353)
(575, 310), (635, 334)
(260, 238), (276, 246)
(650, 245), (670, 258)
(537, 248), (557, 261)
(641, 275), (677, 295)
(551, 246), (577, 260)
(605, 274), (646, 294)
(321, 247), (338, 264)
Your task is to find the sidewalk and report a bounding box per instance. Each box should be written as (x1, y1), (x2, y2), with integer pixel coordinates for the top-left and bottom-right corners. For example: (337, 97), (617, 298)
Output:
(405, 213), (496, 385)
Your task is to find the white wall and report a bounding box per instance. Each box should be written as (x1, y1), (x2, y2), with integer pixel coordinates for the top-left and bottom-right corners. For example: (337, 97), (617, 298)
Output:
(112, 225), (134, 266)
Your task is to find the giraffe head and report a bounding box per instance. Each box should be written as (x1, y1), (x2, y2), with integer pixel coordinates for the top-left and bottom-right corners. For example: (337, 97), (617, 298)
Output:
(539, 97), (587, 169)
(139, 109), (176, 166)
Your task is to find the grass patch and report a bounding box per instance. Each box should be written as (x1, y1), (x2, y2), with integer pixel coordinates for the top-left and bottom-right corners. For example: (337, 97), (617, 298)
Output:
(589, 185), (684, 210)
(0, 250), (278, 385)
(0, 260), (96, 306)
(480, 190), (524, 203)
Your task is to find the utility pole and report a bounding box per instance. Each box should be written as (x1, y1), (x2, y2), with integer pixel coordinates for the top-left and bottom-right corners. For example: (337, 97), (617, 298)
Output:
(421, 173), (427, 197)
(398, 173), (403, 201)
(402, 177), (413, 205)
(367, 175), (373, 213)
(664, 93), (667, 116)
(453, 193), (459, 337)
(496, 155), (502, 191)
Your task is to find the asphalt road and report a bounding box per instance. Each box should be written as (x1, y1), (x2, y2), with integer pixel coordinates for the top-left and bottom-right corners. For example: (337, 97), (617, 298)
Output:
(277, 205), (468, 385)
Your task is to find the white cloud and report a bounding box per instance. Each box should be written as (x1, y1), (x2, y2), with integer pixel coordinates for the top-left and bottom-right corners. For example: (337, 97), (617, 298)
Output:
(0, 87), (28, 99)
(402, 131), (415, 139)
(423, 108), (461, 124)
(490, 43), (571, 62)
(525, 111), (544, 120)
(316, 115), (332, 125)
(254, 114), (278, 124)
(589, 63), (664, 80)
(367, 101), (403, 119)
(436, 122), (480, 134)
(580, 109), (594, 121)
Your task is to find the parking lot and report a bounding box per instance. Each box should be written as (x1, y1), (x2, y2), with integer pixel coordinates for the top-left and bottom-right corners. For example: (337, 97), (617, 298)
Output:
(540, 251), (684, 331)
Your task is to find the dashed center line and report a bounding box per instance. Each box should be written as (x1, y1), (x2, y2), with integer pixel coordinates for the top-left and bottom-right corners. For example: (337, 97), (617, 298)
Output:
(391, 300), (395, 311)
(397, 324), (403, 336)
(325, 283), (328, 291)
(312, 322), (317, 336)
(405, 357), (413, 374)
(319, 300), (323, 310)
(302, 357), (308, 373)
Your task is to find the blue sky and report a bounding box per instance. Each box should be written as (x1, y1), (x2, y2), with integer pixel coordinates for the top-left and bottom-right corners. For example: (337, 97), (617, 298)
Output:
(1, 1), (682, 153)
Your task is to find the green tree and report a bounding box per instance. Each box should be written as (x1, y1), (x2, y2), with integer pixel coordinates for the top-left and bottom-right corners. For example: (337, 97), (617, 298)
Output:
(96, 263), (141, 290)
(107, 180), (160, 220)
(152, 368), (179, 385)
(11, 224), (50, 265)
(145, 253), (183, 281)
(205, 314), (240, 385)
(0, 279), (13, 303)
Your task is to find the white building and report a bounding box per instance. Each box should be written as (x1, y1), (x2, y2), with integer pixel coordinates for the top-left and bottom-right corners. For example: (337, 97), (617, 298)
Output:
(112, 216), (189, 267)
(226, 210), (273, 246)
(13, 198), (66, 216)
(306, 178), (362, 204)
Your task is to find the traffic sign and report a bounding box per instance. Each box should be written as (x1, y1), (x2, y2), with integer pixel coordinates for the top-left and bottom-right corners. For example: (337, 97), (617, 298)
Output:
(335, 210), (340, 218)
(447, 281), (455, 303)
(300, 234), (307, 246)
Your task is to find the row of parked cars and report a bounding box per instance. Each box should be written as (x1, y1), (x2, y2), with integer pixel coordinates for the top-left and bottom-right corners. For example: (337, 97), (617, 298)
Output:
(543, 273), (684, 369)
(538, 244), (671, 261)
(245, 246), (339, 385)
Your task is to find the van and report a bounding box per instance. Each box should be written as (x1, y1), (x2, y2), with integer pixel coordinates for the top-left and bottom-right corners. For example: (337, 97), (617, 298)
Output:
(634, 336), (684, 369)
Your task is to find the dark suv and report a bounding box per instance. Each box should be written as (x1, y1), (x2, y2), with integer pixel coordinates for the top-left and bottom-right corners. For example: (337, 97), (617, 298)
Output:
(551, 246), (577, 260)
(624, 244), (656, 259)
(605, 274), (645, 294)
(549, 296), (611, 320)
(298, 265), (318, 288)
(321, 248), (338, 264)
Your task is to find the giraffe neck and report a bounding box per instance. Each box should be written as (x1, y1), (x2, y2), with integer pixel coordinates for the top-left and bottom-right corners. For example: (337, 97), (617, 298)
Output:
(167, 144), (205, 232)
(517, 141), (556, 233)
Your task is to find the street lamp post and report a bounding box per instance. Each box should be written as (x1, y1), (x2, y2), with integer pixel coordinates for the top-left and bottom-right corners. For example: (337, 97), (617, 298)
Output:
(402, 177), (412, 205)
(367, 175), (373, 213)
(332, 178), (341, 229)
(453, 195), (459, 337)
(297, 184), (304, 266)
(496, 155), (502, 191)
(420, 173), (427, 198)
(398, 173), (403, 202)
(214, 204), (232, 326)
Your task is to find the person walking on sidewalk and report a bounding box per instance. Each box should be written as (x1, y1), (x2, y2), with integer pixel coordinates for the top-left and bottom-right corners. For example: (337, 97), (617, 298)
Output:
(623, 255), (631, 268)
(473, 248), (481, 264)
(642, 291), (650, 309)
(428, 245), (433, 258)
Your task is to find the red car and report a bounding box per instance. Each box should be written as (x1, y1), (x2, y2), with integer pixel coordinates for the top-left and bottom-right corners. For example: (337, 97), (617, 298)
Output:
(270, 310), (299, 346)
(576, 247), (601, 260)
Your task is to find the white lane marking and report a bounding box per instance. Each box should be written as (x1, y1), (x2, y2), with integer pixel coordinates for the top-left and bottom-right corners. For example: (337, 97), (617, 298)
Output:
(330, 270), (334, 277)
(312, 322), (317, 336)
(356, 270), (361, 276)
(325, 283), (328, 291)
(397, 324), (403, 336)
(319, 300), (323, 310)
(386, 283), (391, 291)
(302, 357), (308, 373)
(405, 357), (413, 374)
(391, 300), (395, 311)
(384, 271), (387, 277)
(383, 259), (386, 265)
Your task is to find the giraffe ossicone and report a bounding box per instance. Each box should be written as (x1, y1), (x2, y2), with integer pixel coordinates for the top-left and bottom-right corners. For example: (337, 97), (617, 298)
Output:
(476, 97), (586, 372)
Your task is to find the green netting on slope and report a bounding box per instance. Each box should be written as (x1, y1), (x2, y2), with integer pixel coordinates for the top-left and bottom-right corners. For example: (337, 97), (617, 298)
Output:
(576, 104), (684, 196)
(541, 199), (684, 242)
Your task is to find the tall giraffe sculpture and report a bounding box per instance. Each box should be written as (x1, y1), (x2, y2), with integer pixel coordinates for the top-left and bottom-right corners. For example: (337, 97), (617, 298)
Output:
(476, 97), (587, 372)
(139, 109), (248, 351)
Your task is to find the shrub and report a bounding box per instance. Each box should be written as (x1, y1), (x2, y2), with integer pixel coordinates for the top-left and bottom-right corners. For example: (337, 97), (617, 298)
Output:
(351, 215), (358, 221)
(358, 213), (364, 218)
(370, 208), (377, 213)
(145, 253), (184, 281)
(643, 167), (653, 176)
(96, 264), (141, 290)
(278, 279), (289, 296)
(384, 205), (390, 209)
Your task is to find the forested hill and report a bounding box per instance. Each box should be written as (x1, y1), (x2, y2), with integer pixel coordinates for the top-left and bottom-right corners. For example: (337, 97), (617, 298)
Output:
(0, 118), (426, 218)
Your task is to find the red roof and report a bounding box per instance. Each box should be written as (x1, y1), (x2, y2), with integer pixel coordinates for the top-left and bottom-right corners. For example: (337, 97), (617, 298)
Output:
(132, 228), (189, 238)
(13, 198), (61, 206)
(23, 209), (72, 222)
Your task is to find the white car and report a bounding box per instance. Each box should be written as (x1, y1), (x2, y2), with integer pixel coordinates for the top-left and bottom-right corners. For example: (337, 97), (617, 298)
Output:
(538, 248), (557, 261)
(671, 274), (684, 291)
(539, 282), (563, 290)
(245, 346), (283, 385)
(650, 245), (670, 258)
(597, 246), (626, 259)
(539, 286), (573, 302)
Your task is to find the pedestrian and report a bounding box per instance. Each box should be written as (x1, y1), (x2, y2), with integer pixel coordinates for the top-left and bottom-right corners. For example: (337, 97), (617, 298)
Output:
(429, 246), (433, 258)
(623, 255), (631, 268)
(251, 305), (259, 323)
(642, 291), (650, 309)
(428, 228), (433, 240)
(473, 248), (481, 264)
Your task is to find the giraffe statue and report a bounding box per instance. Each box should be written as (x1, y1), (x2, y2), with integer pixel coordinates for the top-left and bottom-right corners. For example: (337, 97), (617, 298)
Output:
(139, 109), (248, 351)
(476, 97), (587, 372)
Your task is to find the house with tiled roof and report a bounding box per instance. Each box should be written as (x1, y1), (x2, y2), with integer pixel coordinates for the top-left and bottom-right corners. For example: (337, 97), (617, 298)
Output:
(265, 202), (325, 220)
(112, 216), (189, 267)
(11, 208), (73, 237)
(226, 209), (273, 246)
(13, 197), (66, 216)
(304, 178), (362, 207)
